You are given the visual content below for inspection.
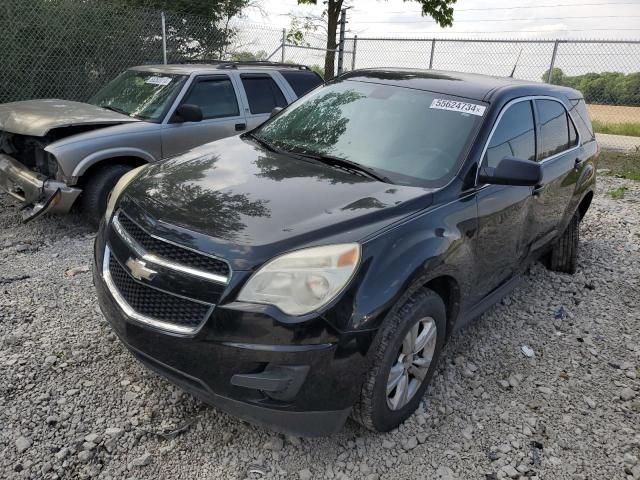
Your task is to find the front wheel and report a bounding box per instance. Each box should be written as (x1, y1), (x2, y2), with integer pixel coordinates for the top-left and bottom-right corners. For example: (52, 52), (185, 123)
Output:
(80, 164), (133, 228)
(351, 288), (446, 432)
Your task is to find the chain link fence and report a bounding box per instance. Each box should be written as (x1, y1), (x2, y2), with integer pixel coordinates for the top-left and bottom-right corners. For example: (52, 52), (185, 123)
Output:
(0, 0), (284, 104)
(346, 37), (640, 151)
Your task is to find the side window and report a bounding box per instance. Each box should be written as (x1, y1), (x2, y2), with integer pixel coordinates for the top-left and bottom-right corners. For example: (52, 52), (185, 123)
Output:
(536, 99), (577, 159)
(241, 74), (287, 114)
(181, 77), (239, 119)
(484, 100), (536, 168)
(568, 98), (594, 141)
(279, 70), (323, 97)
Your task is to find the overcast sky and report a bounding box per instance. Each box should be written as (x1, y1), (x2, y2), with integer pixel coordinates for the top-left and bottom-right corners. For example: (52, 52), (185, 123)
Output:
(243, 0), (640, 40)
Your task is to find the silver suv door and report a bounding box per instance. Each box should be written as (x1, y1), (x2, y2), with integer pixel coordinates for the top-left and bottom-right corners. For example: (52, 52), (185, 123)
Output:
(161, 74), (246, 157)
(237, 73), (290, 130)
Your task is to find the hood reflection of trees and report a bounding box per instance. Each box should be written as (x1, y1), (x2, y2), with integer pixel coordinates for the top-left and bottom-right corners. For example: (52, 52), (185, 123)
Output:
(143, 154), (270, 241)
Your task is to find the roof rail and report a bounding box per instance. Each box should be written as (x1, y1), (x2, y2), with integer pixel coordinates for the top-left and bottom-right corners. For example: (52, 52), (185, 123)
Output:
(212, 60), (310, 70)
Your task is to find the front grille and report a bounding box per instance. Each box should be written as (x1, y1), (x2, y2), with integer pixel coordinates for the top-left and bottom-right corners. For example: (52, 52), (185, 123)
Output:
(108, 254), (210, 328)
(117, 213), (230, 278)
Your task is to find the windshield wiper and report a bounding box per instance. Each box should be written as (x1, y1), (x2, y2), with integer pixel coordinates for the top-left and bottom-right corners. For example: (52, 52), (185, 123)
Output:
(295, 152), (392, 183)
(246, 132), (280, 153)
(100, 104), (130, 116)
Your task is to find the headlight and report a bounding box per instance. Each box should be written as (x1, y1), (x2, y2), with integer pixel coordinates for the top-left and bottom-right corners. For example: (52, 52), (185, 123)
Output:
(104, 165), (146, 222)
(237, 243), (361, 316)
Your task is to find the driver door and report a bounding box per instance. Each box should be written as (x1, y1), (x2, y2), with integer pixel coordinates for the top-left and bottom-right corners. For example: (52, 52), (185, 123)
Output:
(473, 99), (537, 302)
(161, 74), (247, 158)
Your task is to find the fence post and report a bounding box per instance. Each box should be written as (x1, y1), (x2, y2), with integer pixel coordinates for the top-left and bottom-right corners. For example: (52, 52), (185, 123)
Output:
(351, 35), (358, 70)
(337, 8), (347, 75)
(161, 12), (167, 64)
(547, 40), (559, 83)
(281, 28), (286, 63)
(429, 39), (436, 69)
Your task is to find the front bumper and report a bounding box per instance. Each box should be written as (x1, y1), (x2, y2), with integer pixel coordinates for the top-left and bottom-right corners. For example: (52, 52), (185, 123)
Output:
(93, 225), (370, 436)
(0, 154), (81, 221)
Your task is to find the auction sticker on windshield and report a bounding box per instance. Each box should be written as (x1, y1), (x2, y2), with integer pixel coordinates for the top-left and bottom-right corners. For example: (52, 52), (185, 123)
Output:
(145, 76), (172, 86)
(430, 99), (486, 116)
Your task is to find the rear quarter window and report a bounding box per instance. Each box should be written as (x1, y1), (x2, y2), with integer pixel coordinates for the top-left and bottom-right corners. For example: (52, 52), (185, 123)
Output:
(279, 70), (323, 97)
(568, 98), (595, 141)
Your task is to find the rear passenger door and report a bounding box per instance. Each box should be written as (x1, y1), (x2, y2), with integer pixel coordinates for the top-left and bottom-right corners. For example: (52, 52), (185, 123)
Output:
(161, 74), (246, 157)
(474, 99), (537, 301)
(238, 73), (289, 130)
(527, 98), (581, 251)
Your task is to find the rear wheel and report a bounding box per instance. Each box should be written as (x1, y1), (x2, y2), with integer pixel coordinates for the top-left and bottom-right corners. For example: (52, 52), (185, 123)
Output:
(547, 213), (580, 274)
(351, 288), (446, 432)
(80, 164), (132, 228)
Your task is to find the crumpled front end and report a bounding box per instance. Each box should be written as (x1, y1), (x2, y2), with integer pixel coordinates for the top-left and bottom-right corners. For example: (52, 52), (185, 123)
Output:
(0, 153), (80, 222)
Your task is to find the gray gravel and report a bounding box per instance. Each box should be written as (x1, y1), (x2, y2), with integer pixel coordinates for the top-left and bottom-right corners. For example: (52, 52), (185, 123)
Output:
(1, 175), (639, 480)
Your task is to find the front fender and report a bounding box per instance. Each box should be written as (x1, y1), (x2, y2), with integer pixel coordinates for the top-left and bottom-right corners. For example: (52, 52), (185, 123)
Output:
(338, 195), (478, 333)
(70, 147), (156, 177)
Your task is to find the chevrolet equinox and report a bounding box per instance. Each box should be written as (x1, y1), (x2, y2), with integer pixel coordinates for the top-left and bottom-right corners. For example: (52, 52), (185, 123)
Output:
(93, 69), (597, 436)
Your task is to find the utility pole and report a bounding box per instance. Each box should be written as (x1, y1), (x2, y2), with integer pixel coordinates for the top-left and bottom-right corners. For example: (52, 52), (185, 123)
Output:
(336, 8), (347, 75)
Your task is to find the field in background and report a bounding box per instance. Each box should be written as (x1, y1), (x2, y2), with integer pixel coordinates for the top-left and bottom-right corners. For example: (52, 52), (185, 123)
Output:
(589, 104), (640, 137)
(598, 151), (640, 181)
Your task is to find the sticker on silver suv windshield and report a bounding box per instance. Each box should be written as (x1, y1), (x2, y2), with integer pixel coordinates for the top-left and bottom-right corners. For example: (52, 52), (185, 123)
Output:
(145, 76), (171, 86)
(430, 98), (486, 116)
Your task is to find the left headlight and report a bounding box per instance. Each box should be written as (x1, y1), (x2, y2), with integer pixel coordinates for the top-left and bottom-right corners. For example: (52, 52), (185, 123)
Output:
(104, 165), (146, 222)
(237, 243), (361, 316)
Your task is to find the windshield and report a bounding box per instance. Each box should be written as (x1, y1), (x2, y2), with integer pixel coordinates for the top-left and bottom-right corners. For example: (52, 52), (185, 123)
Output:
(253, 80), (485, 187)
(88, 70), (187, 121)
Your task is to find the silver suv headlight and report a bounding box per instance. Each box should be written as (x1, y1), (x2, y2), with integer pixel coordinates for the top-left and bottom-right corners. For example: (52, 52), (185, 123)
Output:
(237, 243), (361, 316)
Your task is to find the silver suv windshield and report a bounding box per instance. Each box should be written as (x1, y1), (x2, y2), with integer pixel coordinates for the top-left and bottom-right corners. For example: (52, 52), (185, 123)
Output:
(89, 70), (187, 122)
(253, 80), (485, 187)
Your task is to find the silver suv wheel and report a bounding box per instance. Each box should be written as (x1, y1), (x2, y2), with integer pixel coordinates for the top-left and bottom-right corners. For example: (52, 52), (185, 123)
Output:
(386, 316), (437, 410)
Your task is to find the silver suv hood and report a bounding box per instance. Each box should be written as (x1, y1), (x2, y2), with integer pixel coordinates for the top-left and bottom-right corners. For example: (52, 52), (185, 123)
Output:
(0, 99), (139, 137)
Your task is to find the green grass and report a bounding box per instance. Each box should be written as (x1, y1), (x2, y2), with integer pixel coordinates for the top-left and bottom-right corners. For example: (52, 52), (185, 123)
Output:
(608, 186), (628, 199)
(592, 119), (640, 137)
(598, 151), (640, 181)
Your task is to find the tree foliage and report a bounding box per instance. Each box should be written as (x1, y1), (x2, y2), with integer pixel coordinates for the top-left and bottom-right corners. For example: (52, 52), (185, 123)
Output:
(297, 0), (456, 80)
(544, 68), (640, 106)
(0, 0), (250, 103)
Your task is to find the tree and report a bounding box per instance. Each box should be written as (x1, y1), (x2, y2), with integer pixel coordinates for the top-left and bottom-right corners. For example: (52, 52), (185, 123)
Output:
(541, 68), (640, 106)
(296, 0), (457, 80)
(230, 50), (268, 61)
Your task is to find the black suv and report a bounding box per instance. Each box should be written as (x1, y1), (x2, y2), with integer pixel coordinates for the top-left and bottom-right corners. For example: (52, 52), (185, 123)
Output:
(93, 69), (597, 436)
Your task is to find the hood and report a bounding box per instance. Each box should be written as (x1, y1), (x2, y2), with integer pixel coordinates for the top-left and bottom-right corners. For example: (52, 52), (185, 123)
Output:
(122, 136), (434, 269)
(0, 99), (139, 136)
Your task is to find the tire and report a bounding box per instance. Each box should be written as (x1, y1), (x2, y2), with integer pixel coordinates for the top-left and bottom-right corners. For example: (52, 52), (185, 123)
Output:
(547, 213), (579, 274)
(80, 164), (132, 228)
(351, 288), (446, 432)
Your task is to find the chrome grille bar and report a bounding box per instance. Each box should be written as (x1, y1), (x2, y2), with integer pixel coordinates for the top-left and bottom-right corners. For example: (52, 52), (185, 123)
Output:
(112, 213), (229, 285)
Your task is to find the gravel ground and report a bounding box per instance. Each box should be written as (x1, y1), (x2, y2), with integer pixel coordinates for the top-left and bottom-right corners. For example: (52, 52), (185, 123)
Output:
(1, 175), (639, 480)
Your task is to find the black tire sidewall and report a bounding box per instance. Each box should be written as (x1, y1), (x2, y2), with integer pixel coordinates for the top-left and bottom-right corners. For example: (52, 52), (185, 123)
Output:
(80, 164), (132, 227)
(369, 291), (446, 432)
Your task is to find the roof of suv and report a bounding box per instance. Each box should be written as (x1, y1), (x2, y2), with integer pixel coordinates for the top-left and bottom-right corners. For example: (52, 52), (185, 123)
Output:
(130, 61), (315, 76)
(340, 68), (582, 103)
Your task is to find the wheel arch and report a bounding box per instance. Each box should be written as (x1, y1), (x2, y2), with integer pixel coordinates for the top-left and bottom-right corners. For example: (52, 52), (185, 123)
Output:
(72, 148), (155, 179)
(75, 155), (150, 188)
(577, 190), (594, 220)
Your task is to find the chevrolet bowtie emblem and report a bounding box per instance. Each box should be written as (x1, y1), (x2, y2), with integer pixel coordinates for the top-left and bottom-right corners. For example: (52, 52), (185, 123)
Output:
(125, 257), (157, 281)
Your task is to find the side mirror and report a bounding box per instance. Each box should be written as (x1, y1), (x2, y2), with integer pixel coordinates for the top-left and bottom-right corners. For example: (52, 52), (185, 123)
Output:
(174, 104), (203, 123)
(270, 106), (283, 118)
(478, 156), (542, 187)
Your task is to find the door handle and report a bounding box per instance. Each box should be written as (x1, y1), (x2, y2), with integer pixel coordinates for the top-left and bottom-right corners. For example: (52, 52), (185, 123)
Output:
(532, 184), (545, 196)
(574, 158), (583, 170)
(235, 123), (246, 131)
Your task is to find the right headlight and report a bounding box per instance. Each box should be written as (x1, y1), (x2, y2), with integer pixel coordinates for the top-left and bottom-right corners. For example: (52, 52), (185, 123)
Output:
(104, 165), (146, 222)
(237, 243), (361, 316)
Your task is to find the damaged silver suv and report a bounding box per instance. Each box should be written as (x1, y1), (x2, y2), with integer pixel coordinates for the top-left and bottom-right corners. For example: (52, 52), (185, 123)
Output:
(0, 62), (322, 224)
